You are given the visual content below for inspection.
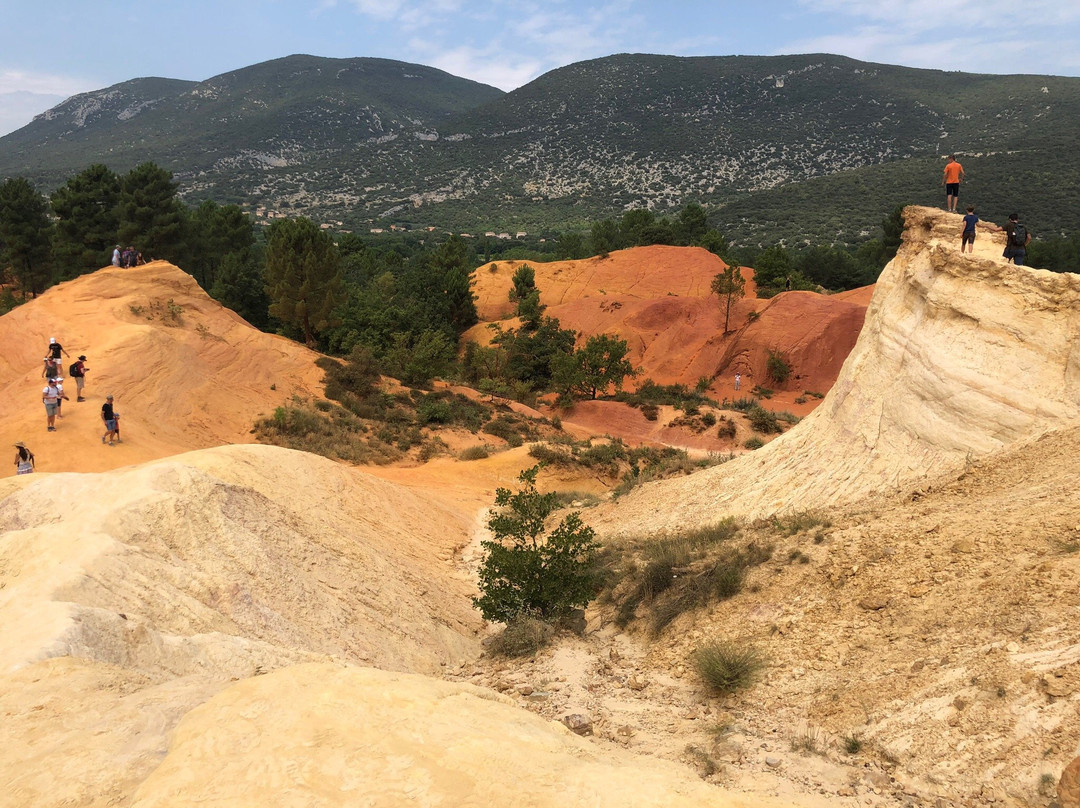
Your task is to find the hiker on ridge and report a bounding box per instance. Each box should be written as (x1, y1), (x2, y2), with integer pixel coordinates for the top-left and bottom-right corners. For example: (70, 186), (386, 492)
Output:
(997, 213), (1032, 266)
(42, 378), (66, 432)
(101, 395), (119, 445)
(70, 355), (88, 401)
(112, 245), (122, 267)
(960, 206), (979, 254)
(942, 155), (965, 213)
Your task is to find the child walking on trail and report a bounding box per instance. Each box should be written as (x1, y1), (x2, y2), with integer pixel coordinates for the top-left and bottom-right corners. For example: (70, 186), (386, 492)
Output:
(961, 206), (979, 254)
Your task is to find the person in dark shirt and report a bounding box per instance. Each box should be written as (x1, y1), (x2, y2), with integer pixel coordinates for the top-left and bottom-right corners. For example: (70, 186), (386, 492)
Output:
(996, 213), (1032, 266)
(960, 206), (979, 254)
(101, 395), (118, 446)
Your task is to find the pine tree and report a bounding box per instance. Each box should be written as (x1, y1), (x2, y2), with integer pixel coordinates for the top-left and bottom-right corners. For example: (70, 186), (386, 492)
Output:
(117, 162), (187, 262)
(50, 164), (122, 279)
(187, 200), (255, 290)
(711, 264), (746, 333)
(0, 177), (54, 295)
(264, 217), (344, 345)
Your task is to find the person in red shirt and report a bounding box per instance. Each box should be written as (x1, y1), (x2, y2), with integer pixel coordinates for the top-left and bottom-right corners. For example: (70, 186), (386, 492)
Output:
(942, 155), (965, 212)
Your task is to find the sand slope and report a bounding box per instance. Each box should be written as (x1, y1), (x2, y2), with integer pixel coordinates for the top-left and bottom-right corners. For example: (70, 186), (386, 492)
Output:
(0, 443), (485, 806)
(0, 262), (325, 473)
(129, 663), (791, 808)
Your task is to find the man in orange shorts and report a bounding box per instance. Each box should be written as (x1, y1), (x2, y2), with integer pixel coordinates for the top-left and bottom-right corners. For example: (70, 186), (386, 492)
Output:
(942, 154), (965, 212)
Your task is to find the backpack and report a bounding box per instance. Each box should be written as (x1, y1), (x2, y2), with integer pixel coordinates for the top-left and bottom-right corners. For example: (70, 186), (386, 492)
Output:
(69, 362), (82, 377)
(1010, 224), (1028, 248)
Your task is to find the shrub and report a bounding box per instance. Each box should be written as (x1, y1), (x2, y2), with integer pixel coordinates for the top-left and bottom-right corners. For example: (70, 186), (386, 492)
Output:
(766, 349), (791, 384)
(716, 418), (737, 439)
(744, 436), (765, 449)
(487, 616), (555, 657)
(723, 397), (758, 412)
(473, 466), (599, 623)
(640, 403), (660, 421)
(693, 640), (766, 694)
(417, 436), (449, 461)
(459, 445), (491, 461)
(701, 412), (716, 427)
(843, 735), (863, 755)
(803, 390), (825, 399)
(750, 385), (773, 399)
(747, 405), (781, 434)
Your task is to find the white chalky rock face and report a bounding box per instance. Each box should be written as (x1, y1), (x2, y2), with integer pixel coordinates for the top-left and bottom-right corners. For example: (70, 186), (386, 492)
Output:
(129, 663), (783, 808)
(599, 205), (1080, 529)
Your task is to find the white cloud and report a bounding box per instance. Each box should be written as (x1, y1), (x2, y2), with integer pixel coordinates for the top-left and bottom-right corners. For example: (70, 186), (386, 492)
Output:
(784, 2), (1080, 76)
(0, 69), (96, 97)
(0, 91), (67, 138)
(421, 44), (544, 91)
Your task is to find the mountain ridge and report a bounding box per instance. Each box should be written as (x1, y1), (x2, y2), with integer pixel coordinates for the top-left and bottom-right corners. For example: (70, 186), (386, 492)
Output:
(1, 52), (1077, 243)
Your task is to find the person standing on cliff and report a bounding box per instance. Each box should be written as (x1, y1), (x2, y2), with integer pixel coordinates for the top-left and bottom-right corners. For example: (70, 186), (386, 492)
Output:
(997, 213), (1032, 266)
(961, 206), (979, 253)
(942, 155), (965, 213)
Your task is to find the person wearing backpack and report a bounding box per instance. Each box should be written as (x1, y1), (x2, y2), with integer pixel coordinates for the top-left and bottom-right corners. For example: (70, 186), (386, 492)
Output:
(70, 355), (89, 401)
(1000, 213), (1032, 266)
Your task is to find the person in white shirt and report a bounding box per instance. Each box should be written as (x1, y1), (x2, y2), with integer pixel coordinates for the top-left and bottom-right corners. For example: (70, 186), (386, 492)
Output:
(42, 378), (66, 431)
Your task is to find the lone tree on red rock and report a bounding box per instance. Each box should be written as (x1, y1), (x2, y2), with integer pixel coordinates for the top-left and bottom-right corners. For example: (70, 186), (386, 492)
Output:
(711, 263), (745, 333)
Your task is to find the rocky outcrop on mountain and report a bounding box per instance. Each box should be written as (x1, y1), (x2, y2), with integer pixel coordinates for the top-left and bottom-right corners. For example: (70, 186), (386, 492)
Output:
(600, 206), (1080, 527)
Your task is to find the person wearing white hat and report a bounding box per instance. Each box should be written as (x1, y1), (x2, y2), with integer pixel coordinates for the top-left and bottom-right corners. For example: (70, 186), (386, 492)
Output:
(14, 442), (35, 474)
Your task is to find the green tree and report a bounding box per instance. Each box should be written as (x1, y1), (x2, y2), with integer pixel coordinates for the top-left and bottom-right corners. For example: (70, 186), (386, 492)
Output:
(210, 250), (271, 330)
(265, 217), (344, 345)
(0, 177), (54, 295)
(509, 264), (545, 329)
(678, 203), (709, 245)
(474, 465), (599, 623)
(751, 246), (794, 298)
(186, 200), (255, 290)
(557, 232), (586, 260)
(50, 164), (121, 279)
(493, 316), (577, 391)
(117, 163), (187, 262)
(553, 333), (637, 400)
(383, 329), (456, 387)
(711, 264), (745, 333)
(590, 218), (620, 258)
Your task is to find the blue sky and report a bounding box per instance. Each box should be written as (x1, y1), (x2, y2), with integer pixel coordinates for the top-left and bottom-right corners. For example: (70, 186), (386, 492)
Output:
(2, 0), (1079, 136)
